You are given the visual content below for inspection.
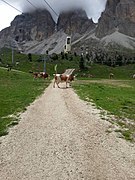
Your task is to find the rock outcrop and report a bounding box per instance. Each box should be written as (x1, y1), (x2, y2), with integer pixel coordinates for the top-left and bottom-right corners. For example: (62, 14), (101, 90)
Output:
(0, 9), (55, 46)
(57, 9), (95, 35)
(12, 10), (55, 42)
(96, 0), (135, 38)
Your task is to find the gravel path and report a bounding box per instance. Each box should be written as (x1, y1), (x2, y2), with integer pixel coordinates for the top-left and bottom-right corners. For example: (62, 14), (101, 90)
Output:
(0, 82), (135, 180)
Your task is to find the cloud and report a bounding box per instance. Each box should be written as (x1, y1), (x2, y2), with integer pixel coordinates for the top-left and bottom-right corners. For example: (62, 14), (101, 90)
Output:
(0, 0), (107, 30)
(4, 0), (107, 21)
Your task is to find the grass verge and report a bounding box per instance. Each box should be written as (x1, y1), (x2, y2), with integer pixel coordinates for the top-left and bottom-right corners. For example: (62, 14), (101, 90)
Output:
(0, 68), (50, 136)
(73, 79), (135, 141)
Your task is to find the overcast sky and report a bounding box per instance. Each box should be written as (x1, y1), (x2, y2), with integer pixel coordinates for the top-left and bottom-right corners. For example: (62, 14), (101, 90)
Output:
(0, 0), (107, 31)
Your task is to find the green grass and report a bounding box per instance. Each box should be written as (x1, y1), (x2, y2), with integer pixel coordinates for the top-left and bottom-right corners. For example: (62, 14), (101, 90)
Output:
(73, 79), (135, 141)
(0, 68), (50, 136)
(78, 63), (135, 79)
(0, 48), (80, 75)
(73, 80), (135, 119)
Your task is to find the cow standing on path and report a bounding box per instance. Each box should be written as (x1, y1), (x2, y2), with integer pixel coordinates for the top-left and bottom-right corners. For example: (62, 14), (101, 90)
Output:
(53, 74), (74, 88)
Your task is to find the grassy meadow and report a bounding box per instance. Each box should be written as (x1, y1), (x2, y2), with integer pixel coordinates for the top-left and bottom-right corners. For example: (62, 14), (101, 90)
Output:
(0, 68), (50, 136)
(0, 48), (79, 75)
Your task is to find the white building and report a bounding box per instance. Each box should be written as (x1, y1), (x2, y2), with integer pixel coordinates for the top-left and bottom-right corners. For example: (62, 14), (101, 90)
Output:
(64, 36), (71, 53)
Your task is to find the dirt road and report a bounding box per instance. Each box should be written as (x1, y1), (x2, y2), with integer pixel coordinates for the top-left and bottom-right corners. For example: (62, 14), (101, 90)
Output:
(0, 82), (135, 180)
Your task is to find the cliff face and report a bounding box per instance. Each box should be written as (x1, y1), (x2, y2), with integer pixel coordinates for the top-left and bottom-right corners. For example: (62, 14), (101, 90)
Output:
(0, 9), (55, 44)
(57, 9), (95, 35)
(13, 10), (55, 42)
(96, 0), (135, 38)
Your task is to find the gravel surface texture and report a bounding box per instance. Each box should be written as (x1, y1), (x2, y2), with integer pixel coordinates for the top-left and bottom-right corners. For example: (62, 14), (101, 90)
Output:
(0, 82), (135, 180)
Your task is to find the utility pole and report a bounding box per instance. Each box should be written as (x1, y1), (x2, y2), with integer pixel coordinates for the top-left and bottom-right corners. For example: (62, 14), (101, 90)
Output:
(43, 50), (49, 72)
(43, 54), (46, 73)
(11, 39), (16, 65)
(12, 46), (14, 64)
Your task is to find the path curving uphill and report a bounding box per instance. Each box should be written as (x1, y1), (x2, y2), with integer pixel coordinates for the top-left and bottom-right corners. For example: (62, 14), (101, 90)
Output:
(0, 82), (135, 180)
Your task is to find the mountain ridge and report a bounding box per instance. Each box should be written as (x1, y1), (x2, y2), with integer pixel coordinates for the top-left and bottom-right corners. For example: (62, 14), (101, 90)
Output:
(0, 0), (135, 54)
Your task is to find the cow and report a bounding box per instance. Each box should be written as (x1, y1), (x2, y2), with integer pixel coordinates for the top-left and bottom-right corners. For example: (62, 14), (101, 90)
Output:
(33, 72), (49, 79)
(53, 74), (75, 88)
(133, 74), (135, 79)
(109, 73), (114, 79)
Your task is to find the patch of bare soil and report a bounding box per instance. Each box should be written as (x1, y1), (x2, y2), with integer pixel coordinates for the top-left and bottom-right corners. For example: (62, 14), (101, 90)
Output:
(0, 82), (135, 180)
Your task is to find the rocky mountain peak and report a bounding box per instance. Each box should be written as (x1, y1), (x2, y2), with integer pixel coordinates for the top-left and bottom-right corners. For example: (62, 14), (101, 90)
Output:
(96, 0), (135, 38)
(57, 9), (95, 35)
(0, 9), (56, 45)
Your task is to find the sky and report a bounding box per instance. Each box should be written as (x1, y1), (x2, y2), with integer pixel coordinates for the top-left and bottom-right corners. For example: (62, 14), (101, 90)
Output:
(0, 0), (107, 31)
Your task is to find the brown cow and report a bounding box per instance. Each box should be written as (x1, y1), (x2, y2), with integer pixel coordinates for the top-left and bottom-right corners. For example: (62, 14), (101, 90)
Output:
(33, 72), (49, 79)
(53, 74), (74, 88)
